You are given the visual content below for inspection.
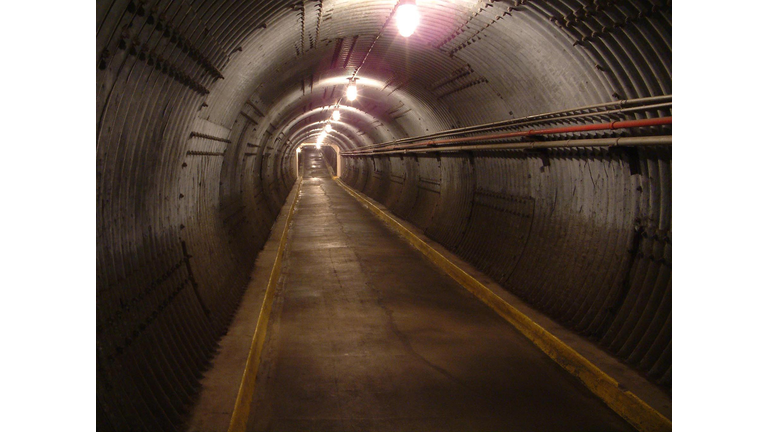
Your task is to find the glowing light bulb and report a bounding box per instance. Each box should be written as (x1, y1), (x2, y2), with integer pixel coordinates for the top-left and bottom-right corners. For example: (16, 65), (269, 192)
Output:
(315, 143), (321, 149)
(325, 124), (333, 133)
(396, 3), (419, 37)
(332, 109), (341, 121)
(346, 83), (357, 101)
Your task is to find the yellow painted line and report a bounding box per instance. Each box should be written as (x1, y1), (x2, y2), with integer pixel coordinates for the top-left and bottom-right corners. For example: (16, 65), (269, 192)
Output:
(227, 178), (303, 432)
(334, 177), (671, 432)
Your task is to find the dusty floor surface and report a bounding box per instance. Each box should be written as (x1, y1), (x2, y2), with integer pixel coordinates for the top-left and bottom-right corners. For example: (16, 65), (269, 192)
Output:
(246, 151), (636, 432)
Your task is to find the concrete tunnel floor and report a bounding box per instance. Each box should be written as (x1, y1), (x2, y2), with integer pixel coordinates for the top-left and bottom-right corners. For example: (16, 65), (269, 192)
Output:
(244, 152), (636, 432)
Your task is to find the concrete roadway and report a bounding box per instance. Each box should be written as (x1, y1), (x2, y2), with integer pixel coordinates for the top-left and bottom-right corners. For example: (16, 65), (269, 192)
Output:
(246, 150), (636, 432)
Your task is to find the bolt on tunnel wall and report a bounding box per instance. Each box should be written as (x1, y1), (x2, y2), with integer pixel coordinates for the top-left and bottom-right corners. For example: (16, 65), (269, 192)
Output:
(96, 0), (671, 430)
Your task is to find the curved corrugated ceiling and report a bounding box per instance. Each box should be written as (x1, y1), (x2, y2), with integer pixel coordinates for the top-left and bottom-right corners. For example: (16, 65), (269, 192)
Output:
(96, 1), (671, 430)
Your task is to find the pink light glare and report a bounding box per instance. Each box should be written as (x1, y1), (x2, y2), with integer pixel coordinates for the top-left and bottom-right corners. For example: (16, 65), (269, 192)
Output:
(395, 4), (419, 37)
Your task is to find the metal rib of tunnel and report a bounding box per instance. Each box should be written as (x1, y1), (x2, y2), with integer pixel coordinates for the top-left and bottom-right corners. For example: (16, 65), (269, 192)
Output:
(96, 1), (671, 431)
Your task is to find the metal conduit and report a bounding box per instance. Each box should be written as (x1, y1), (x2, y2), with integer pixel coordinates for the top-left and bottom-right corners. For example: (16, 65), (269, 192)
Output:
(347, 135), (672, 156)
(353, 95), (672, 151)
(344, 117), (672, 155)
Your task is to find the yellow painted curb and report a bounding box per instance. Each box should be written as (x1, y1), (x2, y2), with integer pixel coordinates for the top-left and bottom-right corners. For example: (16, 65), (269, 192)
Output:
(334, 177), (671, 432)
(227, 178), (303, 432)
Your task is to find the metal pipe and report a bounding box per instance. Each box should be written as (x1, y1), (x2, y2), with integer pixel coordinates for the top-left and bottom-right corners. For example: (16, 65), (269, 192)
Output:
(347, 117), (672, 154)
(354, 95), (672, 151)
(360, 102), (671, 150)
(342, 135), (671, 156)
(395, 111), (672, 148)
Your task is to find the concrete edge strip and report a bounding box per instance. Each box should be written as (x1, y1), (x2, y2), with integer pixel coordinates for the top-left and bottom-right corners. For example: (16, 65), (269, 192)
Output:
(227, 178), (303, 432)
(334, 177), (671, 432)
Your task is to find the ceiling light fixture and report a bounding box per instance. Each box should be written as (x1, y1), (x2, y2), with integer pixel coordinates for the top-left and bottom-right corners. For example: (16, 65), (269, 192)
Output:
(395, 2), (420, 37)
(332, 109), (341, 121)
(346, 80), (358, 101)
(325, 123), (333, 133)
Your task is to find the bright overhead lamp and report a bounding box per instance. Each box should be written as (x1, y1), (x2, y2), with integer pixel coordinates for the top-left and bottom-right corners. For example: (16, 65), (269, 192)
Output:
(396, 3), (419, 37)
(346, 82), (357, 101)
(325, 123), (333, 133)
(332, 109), (341, 121)
(315, 143), (322, 149)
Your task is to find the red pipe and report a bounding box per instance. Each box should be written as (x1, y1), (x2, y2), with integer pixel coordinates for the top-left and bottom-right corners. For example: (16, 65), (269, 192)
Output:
(361, 117), (672, 153)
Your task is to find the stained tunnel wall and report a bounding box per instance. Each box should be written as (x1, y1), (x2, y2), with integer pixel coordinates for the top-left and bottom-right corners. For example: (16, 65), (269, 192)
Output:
(340, 147), (671, 386)
(96, 0), (671, 430)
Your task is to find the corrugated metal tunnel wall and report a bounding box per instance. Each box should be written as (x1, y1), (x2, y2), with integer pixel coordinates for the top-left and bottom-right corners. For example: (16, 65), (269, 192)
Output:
(96, 0), (671, 430)
(341, 147), (671, 378)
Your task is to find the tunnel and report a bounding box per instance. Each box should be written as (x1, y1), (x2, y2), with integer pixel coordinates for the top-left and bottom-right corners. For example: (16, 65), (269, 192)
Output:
(96, 1), (671, 431)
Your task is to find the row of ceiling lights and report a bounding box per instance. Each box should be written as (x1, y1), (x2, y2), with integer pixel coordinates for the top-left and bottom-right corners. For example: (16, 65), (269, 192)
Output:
(315, 1), (420, 149)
